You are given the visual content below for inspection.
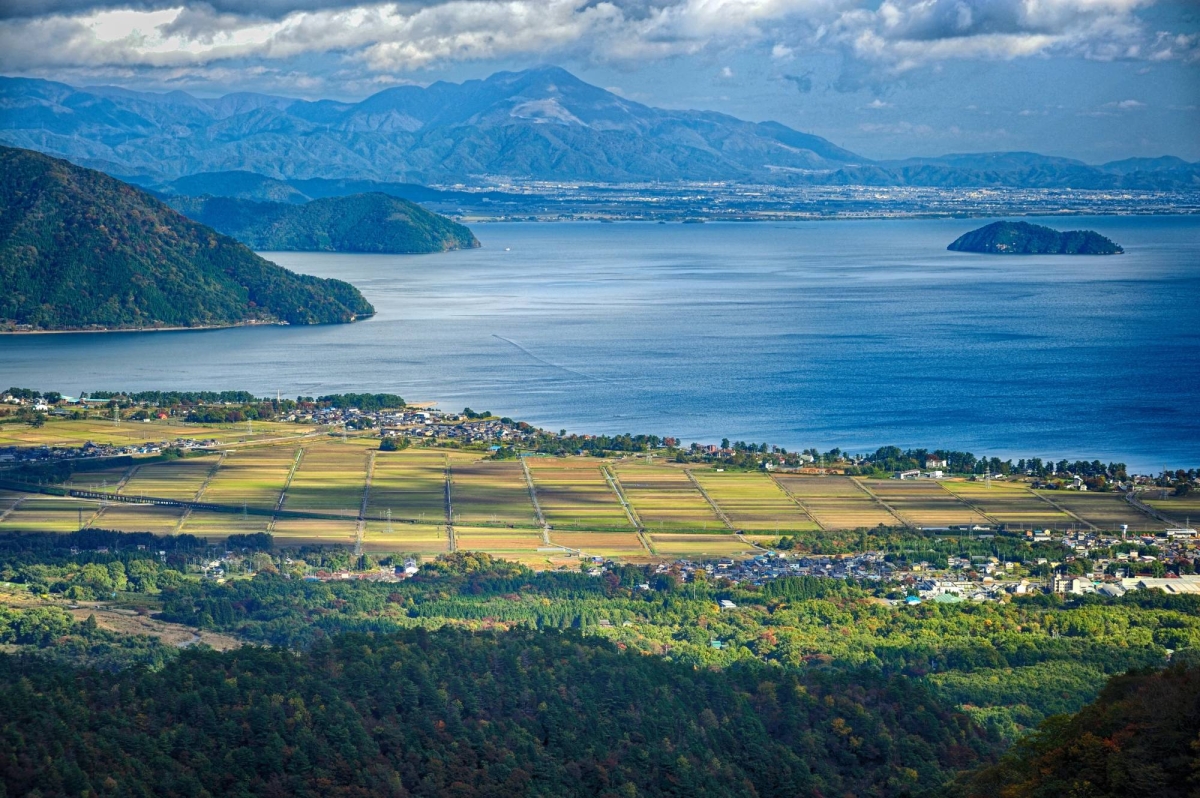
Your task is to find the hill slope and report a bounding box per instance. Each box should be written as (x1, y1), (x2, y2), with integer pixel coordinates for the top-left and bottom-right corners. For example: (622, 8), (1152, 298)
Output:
(166, 192), (479, 253)
(948, 221), (1123, 255)
(0, 146), (374, 331)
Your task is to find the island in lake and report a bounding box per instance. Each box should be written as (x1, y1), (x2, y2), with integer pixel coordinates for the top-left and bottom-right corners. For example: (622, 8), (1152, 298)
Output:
(948, 221), (1123, 255)
(0, 145), (374, 332)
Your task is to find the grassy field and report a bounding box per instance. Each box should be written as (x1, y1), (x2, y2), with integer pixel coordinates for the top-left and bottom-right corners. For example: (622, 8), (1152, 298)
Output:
(527, 459), (632, 531)
(616, 463), (723, 532)
(0, 496), (100, 533)
(119, 458), (216, 501)
(180, 511), (269, 537)
(939, 481), (1069, 527)
(362, 521), (449, 555)
(773, 475), (900, 529)
(691, 470), (820, 532)
(369, 450), (446, 523)
(203, 447), (298, 510)
(863, 480), (990, 527)
(62, 465), (134, 492)
(283, 442), (370, 517)
(450, 461), (538, 527)
(648, 534), (758, 558)
(90, 503), (185, 535)
(1046, 492), (1165, 531)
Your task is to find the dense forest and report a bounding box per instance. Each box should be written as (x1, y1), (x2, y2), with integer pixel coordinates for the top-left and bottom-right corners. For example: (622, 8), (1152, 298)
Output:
(0, 146), (374, 330)
(166, 192), (479, 254)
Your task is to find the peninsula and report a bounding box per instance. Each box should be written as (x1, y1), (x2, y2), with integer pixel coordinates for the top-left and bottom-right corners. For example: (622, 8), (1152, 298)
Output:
(0, 146), (374, 332)
(948, 221), (1123, 254)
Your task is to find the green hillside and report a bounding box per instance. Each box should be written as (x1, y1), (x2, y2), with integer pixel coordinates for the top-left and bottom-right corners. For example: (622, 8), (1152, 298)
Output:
(0, 146), (374, 331)
(167, 192), (480, 253)
(948, 221), (1123, 254)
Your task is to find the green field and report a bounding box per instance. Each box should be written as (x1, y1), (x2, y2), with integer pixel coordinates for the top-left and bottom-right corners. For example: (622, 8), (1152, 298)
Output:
(549, 531), (650, 559)
(863, 480), (990, 527)
(1141, 493), (1200, 526)
(91, 503), (186, 535)
(0, 496), (100, 533)
(450, 461), (538, 527)
(283, 443), (369, 516)
(616, 463), (724, 532)
(203, 447), (298, 510)
(773, 475), (900, 529)
(691, 470), (819, 532)
(527, 459), (632, 530)
(648, 534), (758, 558)
(362, 521), (449, 555)
(369, 450), (446, 523)
(940, 481), (1069, 527)
(120, 458), (216, 501)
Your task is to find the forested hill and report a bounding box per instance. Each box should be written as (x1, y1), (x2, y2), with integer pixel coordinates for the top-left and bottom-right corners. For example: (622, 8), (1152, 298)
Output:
(0, 146), (374, 331)
(166, 192), (480, 254)
(0, 627), (995, 798)
(948, 221), (1123, 255)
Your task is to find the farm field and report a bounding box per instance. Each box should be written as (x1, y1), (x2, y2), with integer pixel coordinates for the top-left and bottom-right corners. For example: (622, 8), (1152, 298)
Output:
(369, 451), (445, 523)
(283, 443), (369, 516)
(0, 496), (100, 533)
(270, 517), (357, 545)
(773, 475), (900, 529)
(616, 463), (723, 532)
(648, 534), (758, 558)
(62, 465), (133, 492)
(690, 470), (819, 532)
(120, 458), (216, 501)
(548, 532), (649, 558)
(453, 527), (546, 554)
(203, 447), (298, 510)
(1047, 492), (1165, 531)
(862, 480), (990, 527)
(527, 459), (631, 531)
(939, 481), (1069, 527)
(1141, 493), (1200, 527)
(362, 522), (448, 554)
(180, 511), (269, 537)
(0, 418), (311, 449)
(90, 503), (185, 535)
(450, 461), (538, 527)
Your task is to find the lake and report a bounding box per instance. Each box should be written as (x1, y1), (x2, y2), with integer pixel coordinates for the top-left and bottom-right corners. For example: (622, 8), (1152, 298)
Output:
(3, 216), (1198, 471)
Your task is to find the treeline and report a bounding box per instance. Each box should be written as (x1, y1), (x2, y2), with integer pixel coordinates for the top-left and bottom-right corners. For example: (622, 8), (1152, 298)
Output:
(314, 393), (405, 412)
(0, 627), (995, 798)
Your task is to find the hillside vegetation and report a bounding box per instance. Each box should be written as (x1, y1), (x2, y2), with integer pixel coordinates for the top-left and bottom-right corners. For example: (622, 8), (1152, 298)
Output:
(0, 146), (374, 330)
(167, 192), (479, 253)
(948, 221), (1123, 255)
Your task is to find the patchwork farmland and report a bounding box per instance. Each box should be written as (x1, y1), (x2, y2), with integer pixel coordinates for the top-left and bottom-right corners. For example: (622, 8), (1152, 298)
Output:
(526, 459), (631, 531)
(772, 475), (900, 530)
(615, 463), (723, 532)
(690, 470), (819, 532)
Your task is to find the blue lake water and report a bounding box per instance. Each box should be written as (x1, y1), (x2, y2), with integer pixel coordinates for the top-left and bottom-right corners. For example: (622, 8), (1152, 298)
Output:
(2, 216), (1197, 471)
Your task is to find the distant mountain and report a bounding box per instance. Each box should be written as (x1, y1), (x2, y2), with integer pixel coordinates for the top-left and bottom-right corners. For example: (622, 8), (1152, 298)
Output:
(0, 146), (373, 331)
(1, 68), (1194, 189)
(948, 221), (1123, 255)
(166, 192), (480, 254)
(0, 67), (864, 184)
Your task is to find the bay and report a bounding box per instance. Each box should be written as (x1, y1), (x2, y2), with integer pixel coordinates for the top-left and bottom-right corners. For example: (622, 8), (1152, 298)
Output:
(2, 215), (1197, 471)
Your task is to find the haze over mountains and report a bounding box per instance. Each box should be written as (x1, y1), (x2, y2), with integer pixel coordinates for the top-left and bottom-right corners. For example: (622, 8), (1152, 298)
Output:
(2, 66), (1195, 190)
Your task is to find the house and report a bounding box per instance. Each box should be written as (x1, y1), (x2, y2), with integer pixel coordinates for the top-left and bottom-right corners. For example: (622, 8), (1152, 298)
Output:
(925, 455), (949, 469)
(718, 599), (737, 610)
(895, 469), (921, 480)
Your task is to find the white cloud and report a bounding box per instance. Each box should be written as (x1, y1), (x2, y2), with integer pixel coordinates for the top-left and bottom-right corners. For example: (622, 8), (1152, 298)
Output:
(720, 65), (733, 77)
(864, 97), (889, 108)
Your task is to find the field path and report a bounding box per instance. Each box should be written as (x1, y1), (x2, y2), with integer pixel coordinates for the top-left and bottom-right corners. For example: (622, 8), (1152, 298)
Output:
(444, 457), (456, 552)
(1031, 489), (1099, 531)
(520, 457), (553, 545)
(934, 482), (1004, 527)
(684, 469), (736, 531)
(851, 479), (913, 527)
(0, 497), (26, 523)
(602, 465), (654, 555)
(767, 473), (829, 531)
(176, 452), (227, 533)
(354, 451), (376, 557)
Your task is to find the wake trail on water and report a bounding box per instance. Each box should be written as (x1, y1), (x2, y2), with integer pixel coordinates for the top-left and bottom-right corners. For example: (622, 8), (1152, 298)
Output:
(492, 334), (620, 386)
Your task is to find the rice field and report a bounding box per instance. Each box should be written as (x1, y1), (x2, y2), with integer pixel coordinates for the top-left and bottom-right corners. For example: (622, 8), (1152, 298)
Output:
(90, 503), (185, 535)
(362, 521), (449, 554)
(203, 447), (298, 510)
(120, 458), (216, 501)
(1046, 492), (1165, 531)
(270, 517), (358, 545)
(616, 464), (723, 532)
(450, 461), (538, 527)
(549, 532), (649, 558)
(690, 470), (819, 532)
(369, 450), (446, 523)
(62, 466), (133, 493)
(862, 480), (990, 527)
(454, 526), (546, 554)
(1140, 493), (1200, 527)
(282, 443), (370, 516)
(180, 511), (269, 537)
(0, 496), (100, 533)
(773, 475), (901, 530)
(527, 459), (632, 530)
(648, 534), (758, 558)
(939, 481), (1069, 527)
(0, 418), (310, 448)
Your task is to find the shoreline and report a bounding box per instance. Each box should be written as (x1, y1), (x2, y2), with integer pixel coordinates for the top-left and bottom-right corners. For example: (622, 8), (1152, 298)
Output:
(0, 321), (284, 336)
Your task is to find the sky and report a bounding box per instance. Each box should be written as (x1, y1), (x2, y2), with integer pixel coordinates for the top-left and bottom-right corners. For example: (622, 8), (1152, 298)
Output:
(0, 0), (1197, 162)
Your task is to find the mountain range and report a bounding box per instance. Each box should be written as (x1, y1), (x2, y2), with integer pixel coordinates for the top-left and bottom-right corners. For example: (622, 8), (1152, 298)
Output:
(1, 66), (1196, 189)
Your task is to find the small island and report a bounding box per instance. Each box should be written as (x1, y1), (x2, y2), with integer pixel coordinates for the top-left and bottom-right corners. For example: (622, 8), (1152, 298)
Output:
(948, 221), (1123, 255)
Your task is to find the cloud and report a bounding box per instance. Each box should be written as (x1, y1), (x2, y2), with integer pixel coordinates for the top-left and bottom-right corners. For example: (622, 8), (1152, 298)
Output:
(864, 97), (889, 108)
(720, 65), (733, 77)
(1105, 98), (1146, 109)
(782, 71), (812, 92)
